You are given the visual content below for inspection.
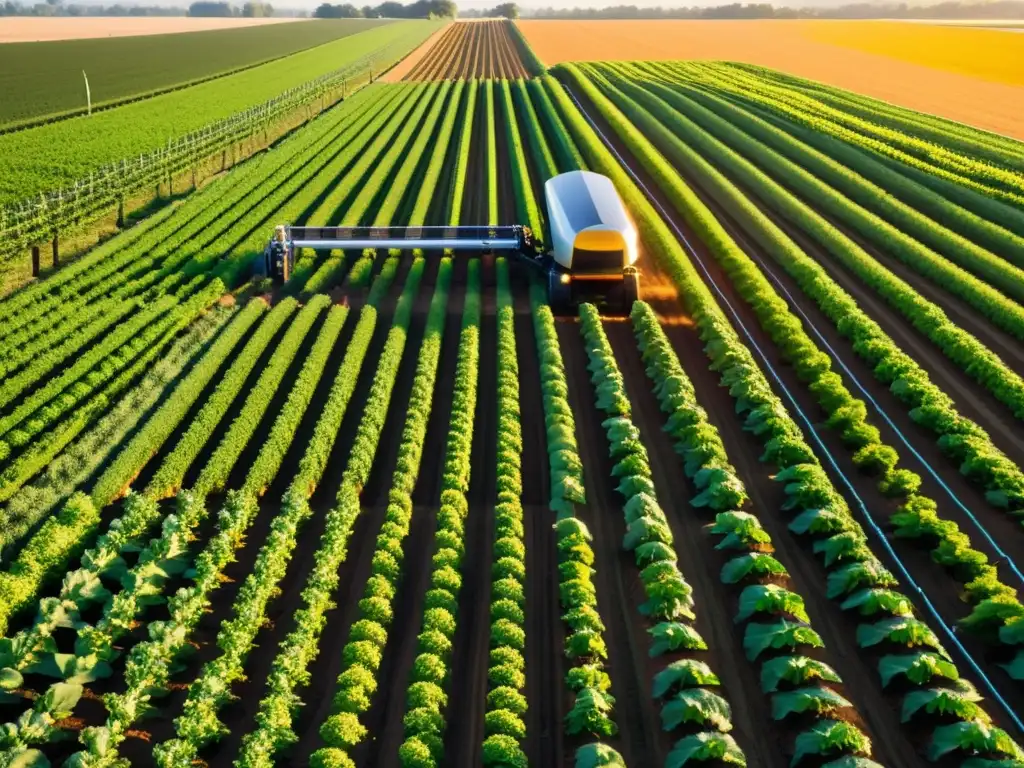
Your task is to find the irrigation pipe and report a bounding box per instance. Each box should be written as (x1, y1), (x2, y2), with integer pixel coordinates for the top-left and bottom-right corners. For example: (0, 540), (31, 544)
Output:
(563, 84), (1024, 734)
(709, 198), (1024, 586)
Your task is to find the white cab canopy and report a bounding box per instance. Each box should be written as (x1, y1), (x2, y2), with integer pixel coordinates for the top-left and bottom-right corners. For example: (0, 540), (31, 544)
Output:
(544, 170), (638, 272)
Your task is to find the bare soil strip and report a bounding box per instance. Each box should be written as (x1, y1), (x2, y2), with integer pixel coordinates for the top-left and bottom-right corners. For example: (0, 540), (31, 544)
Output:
(403, 20), (530, 81)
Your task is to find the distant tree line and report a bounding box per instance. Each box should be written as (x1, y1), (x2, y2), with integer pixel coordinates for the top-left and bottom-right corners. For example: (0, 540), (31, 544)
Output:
(0, 0), (187, 15)
(0, 0), (280, 15)
(313, 0), (455, 17)
(460, 2), (520, 18)
(187, 0), (272, 15)
(521, 0), (1024, 19)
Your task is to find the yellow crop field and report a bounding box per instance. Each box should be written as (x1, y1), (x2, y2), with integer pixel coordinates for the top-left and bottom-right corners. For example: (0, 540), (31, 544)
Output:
(802, 21), (1024, 86)
(518, 19), (1024, 138)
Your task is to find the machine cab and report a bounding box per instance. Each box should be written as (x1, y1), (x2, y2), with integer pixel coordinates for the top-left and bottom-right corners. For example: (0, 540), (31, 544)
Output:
(544, 170), (638, 276)
(544, 170), (640, 314)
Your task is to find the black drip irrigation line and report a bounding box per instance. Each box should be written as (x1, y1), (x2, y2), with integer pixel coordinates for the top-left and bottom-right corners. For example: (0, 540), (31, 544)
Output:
(562, 82), (1024, 735)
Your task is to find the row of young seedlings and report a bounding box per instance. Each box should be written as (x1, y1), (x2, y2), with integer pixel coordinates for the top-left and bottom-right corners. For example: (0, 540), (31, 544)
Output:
(309, 257), (454, 767)
(234, 259), (424, 768)
(528, 279), (625, 765)
(547, 70), (1024, 762)
(0, 296), (314, 759)
(577, 303), (756, 767)
(480, 259), (529, 766)
(631, 302), (879, 766)
(575, 65), (1024, 667)
(66, 297), (342, 765)
(394, 260), (481, 767)
(0, 303), (233, 560)
(155, 294), (377, 766)
(0, 281), (241, 633)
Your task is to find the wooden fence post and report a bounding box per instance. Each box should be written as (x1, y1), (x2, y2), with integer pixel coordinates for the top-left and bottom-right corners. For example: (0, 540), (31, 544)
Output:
(31, 246), (40, 277)
(117, 197), (125, 228)
(52, 233), (58, 267)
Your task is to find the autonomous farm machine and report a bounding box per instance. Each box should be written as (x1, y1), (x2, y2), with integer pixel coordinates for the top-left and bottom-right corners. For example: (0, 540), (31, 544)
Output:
(257, 170), (641, 313)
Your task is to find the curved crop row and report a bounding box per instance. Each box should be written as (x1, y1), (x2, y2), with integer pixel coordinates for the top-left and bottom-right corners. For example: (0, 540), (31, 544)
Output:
(235, 260), (425, 768)
(396, 260), (480, 767)
(584, 67), (1024, 648)
(311, 258), (453, 766)
(571, 65), (1024, 527)
(550, 69), (1024, 761)
(652, 64), (1024, 283)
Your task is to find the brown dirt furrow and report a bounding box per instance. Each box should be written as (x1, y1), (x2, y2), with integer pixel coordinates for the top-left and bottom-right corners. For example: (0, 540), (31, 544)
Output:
(204, 258), (412, 764)
(602, 319), (785, 768)
(513, 269), (564, 767)
(556, 318), (667, 767)
(357, 256), (469, 768)
(443, 255), (498, 765)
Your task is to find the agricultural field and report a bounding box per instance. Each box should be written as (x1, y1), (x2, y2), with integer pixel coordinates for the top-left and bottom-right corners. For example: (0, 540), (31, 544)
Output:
(401, 21), (532, 80)
(0, 19), (390, 127)
(0, 20), (439, 204)
(517, 19), (1024, 139)
(0, 16), (301, 43)
(1, 14), (1024, 768)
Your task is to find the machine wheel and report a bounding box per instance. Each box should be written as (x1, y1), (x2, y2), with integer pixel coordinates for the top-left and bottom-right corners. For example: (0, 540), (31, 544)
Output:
(548, 270), (572, 315)
(618, 270), (639, 315)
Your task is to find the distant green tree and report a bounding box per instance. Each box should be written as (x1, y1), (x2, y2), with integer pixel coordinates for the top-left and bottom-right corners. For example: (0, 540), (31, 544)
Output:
(490, 1), (517, 17)
(188, 0), (234, 15)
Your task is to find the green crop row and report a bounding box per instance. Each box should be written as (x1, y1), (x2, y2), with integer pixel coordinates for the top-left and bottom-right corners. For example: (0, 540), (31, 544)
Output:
(603, 69), (1024, 420)
(64, 300), (343, 766)
(236, 262), (424, 768)
(156, 297), (374, 765)
(554, 65), (1024, 761)
(0, 279), (223, 501)
(579, 303), (761, 764)
(734, 63), (1024, 172)
(408, 81), (466, 229)
(156, 300), (376, 766)
(396, 260), (480, 767)
(690, 63), (1024, 239)
(448, 80), (478, 228)
(650, 63), (1024, 276)
(480, 259), (528, 767)
(572, 64), (1024, 523)
(687, 63), (1024, 210)
(632, 301), (881, 766)
(486, 80), (500, 226)
(0, 303), (232, 561)
(313, 258), (453, 767)
(634, 64), (1024, 326)
(144, 298), (296, 501)
(499, 80), (543, 243)
(584, 66), (1024, 645)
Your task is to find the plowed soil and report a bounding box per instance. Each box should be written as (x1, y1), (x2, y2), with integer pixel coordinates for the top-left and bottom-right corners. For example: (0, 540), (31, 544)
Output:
(402, 20), (531, 81)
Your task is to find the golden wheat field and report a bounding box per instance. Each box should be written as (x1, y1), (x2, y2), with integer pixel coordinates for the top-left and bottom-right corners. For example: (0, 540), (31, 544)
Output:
(517, 19), (1024, 138)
